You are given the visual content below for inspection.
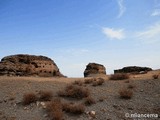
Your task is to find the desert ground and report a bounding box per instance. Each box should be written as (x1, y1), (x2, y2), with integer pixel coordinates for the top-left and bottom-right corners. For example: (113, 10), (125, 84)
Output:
(0, 70), (160, 120)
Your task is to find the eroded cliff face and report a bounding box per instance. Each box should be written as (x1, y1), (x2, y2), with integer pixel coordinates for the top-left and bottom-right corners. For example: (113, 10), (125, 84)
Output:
(114, 66), (152, 74)
(0, 54), (64, 77)
(84, 63), (106, 77)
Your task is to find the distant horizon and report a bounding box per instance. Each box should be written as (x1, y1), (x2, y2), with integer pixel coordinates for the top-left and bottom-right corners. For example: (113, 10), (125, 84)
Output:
(0, 0), (160, 77)
(0, 53), (159, 77)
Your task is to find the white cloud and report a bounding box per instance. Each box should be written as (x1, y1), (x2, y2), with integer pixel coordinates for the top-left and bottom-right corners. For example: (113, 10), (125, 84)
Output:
(151, 0), (160, 16)
(102, 27), (125, 40)
(117, 0), (126, 18)
(136, 22), (160, 44)
(151, 9), (160, 16)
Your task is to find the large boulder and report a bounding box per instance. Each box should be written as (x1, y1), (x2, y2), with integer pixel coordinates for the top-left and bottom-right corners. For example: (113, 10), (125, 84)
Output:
(114, 66), (152, 74)
(0, 54), (64, 77)
(84, 63), (106, 77)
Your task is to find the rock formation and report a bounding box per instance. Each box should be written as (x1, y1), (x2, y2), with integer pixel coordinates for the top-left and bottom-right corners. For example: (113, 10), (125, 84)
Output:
(0, 54), (64, 77)
(84, 63), (106, 77)
(114, 66), (152, 74)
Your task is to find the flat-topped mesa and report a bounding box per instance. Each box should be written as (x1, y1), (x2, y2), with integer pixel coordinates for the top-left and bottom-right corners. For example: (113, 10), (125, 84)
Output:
(0, 54), (64, 77)
(114, 66), (152, 74)
(84, 63), (106, 77)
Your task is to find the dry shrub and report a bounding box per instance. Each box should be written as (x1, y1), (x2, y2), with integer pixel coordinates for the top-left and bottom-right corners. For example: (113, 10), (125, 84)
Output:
(119, 88), (133, 99)
(62, 102), (85, 114)
(46, 99), (63, 120)
(84, 79), (94, 84)
(58, 84), (90, 99)
(84, 96), (96, 105)
(152, 74), (159, 79)
(38, 90), (53, 101)
(97, 78), (105, 85)
(110, 73), (129, 80)
(73, 80), (83, 86)
(22, 92), (37, 105)
(92, 78), (105, 86)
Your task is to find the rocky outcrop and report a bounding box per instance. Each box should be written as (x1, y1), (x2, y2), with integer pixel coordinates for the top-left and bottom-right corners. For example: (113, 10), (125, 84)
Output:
(84, 63), (106, 77)
(114, 66), (152, 74)
(0, 54), (64, 77)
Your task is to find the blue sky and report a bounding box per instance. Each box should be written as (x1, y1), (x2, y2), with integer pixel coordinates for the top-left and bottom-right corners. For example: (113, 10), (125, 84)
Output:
(0, 0), (160, 77)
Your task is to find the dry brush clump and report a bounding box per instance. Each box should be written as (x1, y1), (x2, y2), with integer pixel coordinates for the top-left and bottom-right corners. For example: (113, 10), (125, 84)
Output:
(84, 78), (94, 84)
(84, 96), (96, 105)
(22, 92), (37, 105)
(119, 88), (133, 99)
(92, 78), (105, 86)
(110, 73), (129, 80)
(57, 84), (90, 99)
(62, 102), (85, 114)
(22, 90), (53, 105)
(38, 90), (53, 101)
(72, 80), (83, 86)
(152, 74), (159, 79)
(46, 99), (63, 120)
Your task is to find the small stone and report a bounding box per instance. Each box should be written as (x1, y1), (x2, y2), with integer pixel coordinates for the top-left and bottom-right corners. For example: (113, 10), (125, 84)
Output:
(128, 107), (133, 110)
(13, 103), (16, 107)
(85, 111), (89, 115)
(36, 101), (40, 107)
(100, 108), (107, 112)
(43, 114), (48, 118)
(3, 99), (7, 103)
(140, 89), (143, 92)
(113, 104), (121, 110)
(40, 102), (46, 109)
(113, 104), (118, 108)
(89, 111), (96, 118)
(23, 107), (28, 110)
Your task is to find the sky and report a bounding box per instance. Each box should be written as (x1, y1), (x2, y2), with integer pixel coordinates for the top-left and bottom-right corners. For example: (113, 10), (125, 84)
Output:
(0, 0), (160, 77)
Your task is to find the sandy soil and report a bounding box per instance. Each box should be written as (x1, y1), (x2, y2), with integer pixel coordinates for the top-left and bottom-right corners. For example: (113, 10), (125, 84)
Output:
(0, 70), (160, 120)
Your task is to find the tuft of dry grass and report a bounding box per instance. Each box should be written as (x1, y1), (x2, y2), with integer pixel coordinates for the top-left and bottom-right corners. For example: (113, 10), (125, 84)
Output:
(84, 96), (96, 105)
(38, 90), (53, 101)
(58, 84), (90, 99)
(97, 78), (105, 85)
(119, 88), (133, 99)
(152, 74), (159, 79)
(84, 79), (94, 84)
(72, 80), (83, 86)
(110, 73), (129, 80)
(22, 92), (37, 105)
(62, 102), (85, 114)
(92, 78), (105, 86)
(46, 99), (63, 120)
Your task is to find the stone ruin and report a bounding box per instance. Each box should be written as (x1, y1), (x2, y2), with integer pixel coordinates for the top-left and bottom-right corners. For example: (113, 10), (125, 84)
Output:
(0, 54), (64, 77)
(114, 66), (152, 74)
(84, 63), (106, 77)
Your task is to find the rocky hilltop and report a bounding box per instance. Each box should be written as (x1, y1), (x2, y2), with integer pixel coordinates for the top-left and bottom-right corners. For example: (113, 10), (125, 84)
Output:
(84, 63), (106, 77)
(0, 54), (64, 77)
(114, 66), (152, 74)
